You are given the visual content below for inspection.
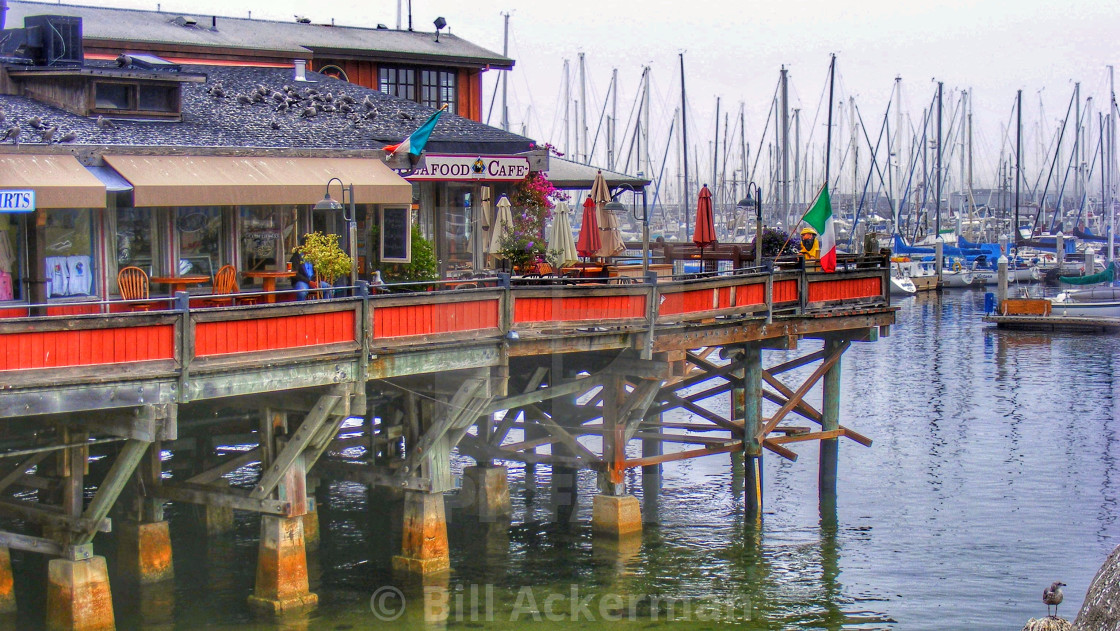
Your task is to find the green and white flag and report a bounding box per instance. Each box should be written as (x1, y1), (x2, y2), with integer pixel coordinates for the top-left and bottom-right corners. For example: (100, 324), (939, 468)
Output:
(804, 184), (836, 272)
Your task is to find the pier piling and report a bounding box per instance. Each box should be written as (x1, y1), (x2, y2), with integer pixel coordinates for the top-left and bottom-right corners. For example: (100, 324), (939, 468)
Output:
(46, 555), (114, 631)
(392, 491), (451, 576)
(819, 338), (844, 499)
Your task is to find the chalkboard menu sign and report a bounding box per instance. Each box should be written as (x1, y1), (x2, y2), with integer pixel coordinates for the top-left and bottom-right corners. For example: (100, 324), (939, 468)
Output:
(380, 206), (411, 263)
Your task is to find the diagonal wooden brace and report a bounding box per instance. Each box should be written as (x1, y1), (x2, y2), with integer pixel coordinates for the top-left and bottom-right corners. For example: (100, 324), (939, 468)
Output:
(75, 439), (152, 545)
(250, 391), (342, 500)
(755, 340), (849, 443)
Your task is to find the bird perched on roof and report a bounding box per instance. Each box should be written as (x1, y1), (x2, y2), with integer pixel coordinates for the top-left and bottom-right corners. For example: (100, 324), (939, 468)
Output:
(338, 94), (356, 105)
(0, 125), (19, 144)
(256, 85), (270, 97)
(320, 104), (336, 113)
(269, 119), (281, 130)
(59, 130), (77, 143)
(300, 107), (317, 119)
(1043, 581), (1066, 618)
(210, 86), (225, 98)
(40, 125), (58, 143)
(272, 92), (287, 103)
(115, 53), (132, 68)
(339, 103), (354, 114)
(237, 94), (253, 105)
(362, 95), (376, 110)
(26, 115), (42, 129)
(96, 115), (116, 130)
(0, 108), (6, 124)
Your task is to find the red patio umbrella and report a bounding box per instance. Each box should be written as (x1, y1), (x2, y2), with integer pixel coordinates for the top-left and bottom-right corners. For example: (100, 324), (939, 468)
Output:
(693, 185), (717, 266)
(576, 194), (601, 259)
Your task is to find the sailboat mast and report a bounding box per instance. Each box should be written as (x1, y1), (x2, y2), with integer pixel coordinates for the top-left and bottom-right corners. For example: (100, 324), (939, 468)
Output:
(579, 53), (587, 164)
(609, 68), (618, 171)
(680, 52), (690, 241)
(794, 108), (801, 208)
(500, 12), (509, 132)
(1015, 89), (1022, 243)
(1109, 65), (1116, 262)
(960, 90), (967, 220)
(935, 81), (943, 239)
(643, 66), (651, 177)
(851, 96), (858, 227)
(563, 60), (570, 158)
(824, 54), (836, 194)
(893, 77), (903, 231)
(780, 66), (790, 226)
(713, 97), (720, 201)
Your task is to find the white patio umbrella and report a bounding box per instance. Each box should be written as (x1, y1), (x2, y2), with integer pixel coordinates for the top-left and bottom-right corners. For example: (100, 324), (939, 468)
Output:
(475, 186), (493, 269)
(548, 200), (578, 267)
(488, 195), (514, 261)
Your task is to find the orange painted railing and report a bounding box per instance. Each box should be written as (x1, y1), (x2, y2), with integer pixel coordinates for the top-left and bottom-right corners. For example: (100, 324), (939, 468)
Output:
(0, 263), (890, 384)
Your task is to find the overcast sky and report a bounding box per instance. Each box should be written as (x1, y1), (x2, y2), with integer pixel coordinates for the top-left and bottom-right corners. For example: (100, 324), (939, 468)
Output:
(55, 0), (1120, 194)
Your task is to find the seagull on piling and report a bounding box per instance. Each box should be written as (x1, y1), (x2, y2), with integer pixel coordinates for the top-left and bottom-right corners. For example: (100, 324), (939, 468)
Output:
(1043, 581), (1065, 618)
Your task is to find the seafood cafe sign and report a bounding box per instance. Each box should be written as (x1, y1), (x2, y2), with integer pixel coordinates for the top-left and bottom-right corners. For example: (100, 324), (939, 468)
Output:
(0, 190), (35, 212)
(398, 154), (530, 181)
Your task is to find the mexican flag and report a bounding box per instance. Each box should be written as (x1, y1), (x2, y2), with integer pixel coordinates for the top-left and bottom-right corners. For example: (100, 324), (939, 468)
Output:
(804, 184), (836, 272)
(383, 105), (446, 157)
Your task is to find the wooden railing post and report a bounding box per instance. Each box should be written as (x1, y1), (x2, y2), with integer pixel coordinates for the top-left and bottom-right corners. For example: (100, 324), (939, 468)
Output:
(643, 270), (659, 360)
(357, 282), (370, 385)
(175, 291), (192, 404)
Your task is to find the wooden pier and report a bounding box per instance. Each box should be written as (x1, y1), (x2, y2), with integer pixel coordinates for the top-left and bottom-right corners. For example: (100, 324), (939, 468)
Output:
(0, 255), (894, 630)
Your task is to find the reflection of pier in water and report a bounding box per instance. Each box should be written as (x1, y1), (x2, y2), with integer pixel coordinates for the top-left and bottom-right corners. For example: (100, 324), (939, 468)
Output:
(0, 255), (893, 629)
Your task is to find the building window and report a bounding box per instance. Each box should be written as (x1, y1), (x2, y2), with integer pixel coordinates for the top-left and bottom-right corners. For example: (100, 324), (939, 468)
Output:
(239, 206), (298, 279)
(379, 67), (415, 101)
(379, 66), (456, 114)
(93, 81), (180, 116)
(43, 208), (96, 298)
(0, 214), (22, 302)
(138, 85), (178, 113)
(175, 207), (222, 283)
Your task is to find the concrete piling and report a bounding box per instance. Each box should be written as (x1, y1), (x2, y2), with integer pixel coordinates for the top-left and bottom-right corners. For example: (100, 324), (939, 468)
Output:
(0, 547), (14, 615)
(591, 494), (642, 538)
(46, 556), (115, 631)
(461, 465), (512, 522)
(117, 520), (174, 584)
(391, 491), (450, 576)
(247, 515), (318, 615)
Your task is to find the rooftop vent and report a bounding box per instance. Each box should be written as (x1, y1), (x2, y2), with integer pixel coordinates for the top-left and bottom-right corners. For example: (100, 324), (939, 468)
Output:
(23, 15), (83, 67)
(171, 15), (197, 27)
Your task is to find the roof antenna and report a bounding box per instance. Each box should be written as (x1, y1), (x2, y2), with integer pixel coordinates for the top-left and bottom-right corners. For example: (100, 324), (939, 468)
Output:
(407, 0), (412, 31)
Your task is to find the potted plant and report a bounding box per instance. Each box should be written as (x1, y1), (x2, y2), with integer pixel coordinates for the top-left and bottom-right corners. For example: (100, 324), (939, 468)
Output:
(296, 231), (352, 293)
(497, 171), (565, 273)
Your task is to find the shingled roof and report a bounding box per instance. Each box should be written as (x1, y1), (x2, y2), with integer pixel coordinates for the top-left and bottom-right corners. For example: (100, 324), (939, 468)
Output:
(0, 63), (535, 154)
(4, 1), (513, 69)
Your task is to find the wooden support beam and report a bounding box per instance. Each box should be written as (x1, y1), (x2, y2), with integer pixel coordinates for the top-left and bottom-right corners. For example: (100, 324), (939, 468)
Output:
(0, 530), (64, 556)
(250, 392), (341, 500)
(489, 367), (548, 446)
(602, 355), (671, 380)
(755, 341), (849, 442)
(75, 439), (150, 544)
(312, 459), (432, 492)
(154, 482), (290, 515)
(0, 498), (109, 533)
(184, 448), (261, 485)
(761, 439), (799, 461)
(767, 429), (845, 444)
(485, 375), (598, 415)
(620, 441), (743, 469)
(0, 452), (50, 495)
(767, 350), (826, 376)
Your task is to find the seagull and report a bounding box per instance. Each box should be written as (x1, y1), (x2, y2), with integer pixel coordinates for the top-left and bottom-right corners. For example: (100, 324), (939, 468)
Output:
(210, 87), (225, 98)
(40, 125), (57, 143)
(299, 107), (317, 119)
(362, 95), (376, 110)
(338, 94), (356, 105)
(26, 115), (42, 129)
(58, 130), (77, 143)
(0, 125), (19, 144)
(0, 108), (6, 124)
(96, 115), (115, 130)
(237, 94), (253, 105)
(1043, 581), (1065, 618)
(269, 119), (281, 130)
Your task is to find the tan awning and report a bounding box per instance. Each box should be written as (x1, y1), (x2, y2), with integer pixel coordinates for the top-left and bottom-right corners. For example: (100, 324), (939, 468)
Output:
(103, 155), (414, 207)
(0, 154), (106, 209)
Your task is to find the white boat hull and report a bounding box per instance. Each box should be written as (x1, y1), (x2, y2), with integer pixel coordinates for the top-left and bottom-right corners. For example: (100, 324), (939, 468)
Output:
(1050, 287), (1120, 318)
(890, 276), (917, 296)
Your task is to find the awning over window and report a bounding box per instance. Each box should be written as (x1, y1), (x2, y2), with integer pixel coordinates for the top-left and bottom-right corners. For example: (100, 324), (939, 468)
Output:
(0, 154), (107, 209)
(102, 155), (414, 208)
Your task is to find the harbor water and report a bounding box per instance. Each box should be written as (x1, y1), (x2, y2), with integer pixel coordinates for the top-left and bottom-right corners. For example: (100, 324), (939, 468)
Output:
(10, 289), (1120, 630)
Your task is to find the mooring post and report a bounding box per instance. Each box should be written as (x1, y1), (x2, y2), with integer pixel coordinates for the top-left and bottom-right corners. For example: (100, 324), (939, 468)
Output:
(819, 338), (843, 500)
(741, 344), (764, 520)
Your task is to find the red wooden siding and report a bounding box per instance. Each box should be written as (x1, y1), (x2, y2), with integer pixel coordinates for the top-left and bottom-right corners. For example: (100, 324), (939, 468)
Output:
(659, 283), (765, 317)
(373, 300), (500, 338)
(513, 295), (645, 323)
(194, 311), (356, 357)
(0, 325), (175, 371)
(808, 277), (883, 302)
(773, 279), (799, 303)
(47, 304), (101, 316)
(0, 308), (29, 319)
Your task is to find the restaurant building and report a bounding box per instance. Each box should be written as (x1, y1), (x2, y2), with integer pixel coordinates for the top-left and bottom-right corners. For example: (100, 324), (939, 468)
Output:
(0, 13), (540, 314)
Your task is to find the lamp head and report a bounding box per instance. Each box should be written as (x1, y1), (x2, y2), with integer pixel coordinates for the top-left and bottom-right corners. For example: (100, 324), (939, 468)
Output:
(314, 192), (344, 211)
(433, 16), (446, 41)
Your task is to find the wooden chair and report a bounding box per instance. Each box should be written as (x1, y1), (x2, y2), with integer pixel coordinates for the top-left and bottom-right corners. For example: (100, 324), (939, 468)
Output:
(117, 266), (154, 311)
(203, 265), (261, 307)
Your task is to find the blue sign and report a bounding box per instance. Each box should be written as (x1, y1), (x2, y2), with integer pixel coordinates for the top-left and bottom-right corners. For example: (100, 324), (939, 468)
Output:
(0, 190), (35, 213)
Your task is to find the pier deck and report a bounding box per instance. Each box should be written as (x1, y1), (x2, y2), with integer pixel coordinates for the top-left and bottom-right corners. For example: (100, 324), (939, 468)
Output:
(0, 254), (894, 629)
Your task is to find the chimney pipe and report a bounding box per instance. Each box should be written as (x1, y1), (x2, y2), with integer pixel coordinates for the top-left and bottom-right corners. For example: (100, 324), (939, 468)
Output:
(211, 15), (217, 30)
(294, 59), (307, 82)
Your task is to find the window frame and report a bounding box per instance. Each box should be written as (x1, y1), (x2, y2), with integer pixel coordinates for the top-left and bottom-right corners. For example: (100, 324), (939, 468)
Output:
(378, 65), (456, 114)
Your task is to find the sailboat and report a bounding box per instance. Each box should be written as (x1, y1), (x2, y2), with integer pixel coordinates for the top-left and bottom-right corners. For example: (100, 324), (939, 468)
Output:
(1050, 263), (1120, 317)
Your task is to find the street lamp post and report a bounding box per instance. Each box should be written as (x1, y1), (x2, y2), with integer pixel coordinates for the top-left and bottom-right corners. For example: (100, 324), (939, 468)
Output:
(604, 183), (650, 277)
(314, 177), (358, 289)
(744, 182), (763, 265)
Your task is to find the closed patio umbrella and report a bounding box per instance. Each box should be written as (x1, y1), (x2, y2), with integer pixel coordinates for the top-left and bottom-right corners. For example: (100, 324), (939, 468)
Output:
(693, 184), (717, 266)
(488, 195), (514, 264)
(592, 170), (624, 258)
(576, 195), (601, 259)
(548, 200), (578, 267)
(473, 186), (493, 269)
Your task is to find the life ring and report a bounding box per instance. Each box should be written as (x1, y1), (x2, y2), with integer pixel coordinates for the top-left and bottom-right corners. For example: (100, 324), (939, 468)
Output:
(952, 261), (962, 272)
